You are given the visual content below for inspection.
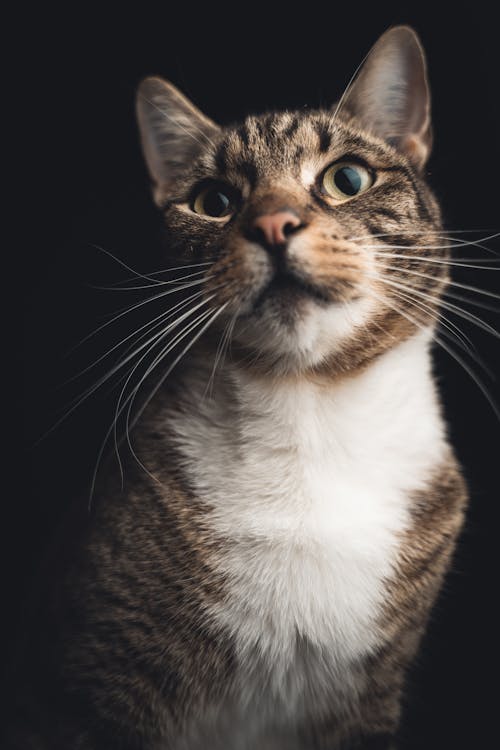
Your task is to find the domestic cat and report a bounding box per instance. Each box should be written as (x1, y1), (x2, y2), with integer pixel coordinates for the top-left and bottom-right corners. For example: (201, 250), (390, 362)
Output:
(8, 25), (468, 750)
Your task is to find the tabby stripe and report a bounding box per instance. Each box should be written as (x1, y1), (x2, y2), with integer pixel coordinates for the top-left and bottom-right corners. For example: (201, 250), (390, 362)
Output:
(238, 160), (258, 188)
(378, 164), (413, 175)
(237, 125), (250, 148)
(401, 534), (453, 586)
(265, 112), (277, 131)
(364, 225), (416, 248)
(386, 235), (420, 248)
(214, 141), (229, 174)
(340, 135), (372, 151)
(364, 221), (390, 239)
(401, 170), (433, 222)
(375, 207), (400, 223)
(284, 117), (300, 138)
(316, 122), (332, 153)
(371, 182), (418, 212)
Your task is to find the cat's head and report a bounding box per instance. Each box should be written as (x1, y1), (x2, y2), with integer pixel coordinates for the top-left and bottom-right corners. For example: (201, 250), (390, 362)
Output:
(136, 26), (447, 377)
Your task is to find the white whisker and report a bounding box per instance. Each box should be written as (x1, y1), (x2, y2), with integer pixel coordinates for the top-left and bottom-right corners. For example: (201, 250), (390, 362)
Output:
(69, 276), (210, 352)
(364, 239), (499, 252)
(89, 243), (174, 284)
(204, 304), (240, 398)
(368, 288), (500, 421)
(371, 273), (500, 341)
(377, 283), (494, 379)
(331, 47), (372, 125)
(63, 288), (213, 385)
(142, 95), (217, 150)
(373, 252), (500, 270)
(123, 303), (229, 483)
(88, 301), (223, 504)
(112, 295), (218, 484)
(93, 267), (210, 292)
(350, 229), (500, 242)
(373, 260), (500, 305)
(109, 262), (213, 288)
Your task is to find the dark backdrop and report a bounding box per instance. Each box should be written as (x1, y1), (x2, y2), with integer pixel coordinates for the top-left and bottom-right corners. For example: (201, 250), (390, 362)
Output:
(11, 4), (500, 748)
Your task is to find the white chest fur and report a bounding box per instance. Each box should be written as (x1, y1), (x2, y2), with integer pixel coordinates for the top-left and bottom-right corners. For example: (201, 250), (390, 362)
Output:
(167, 331), (445, 704)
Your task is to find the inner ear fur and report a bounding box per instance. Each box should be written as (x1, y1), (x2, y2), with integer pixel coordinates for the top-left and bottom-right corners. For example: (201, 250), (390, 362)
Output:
(341, 26), (432, 170)
(136, 77), (220, 204)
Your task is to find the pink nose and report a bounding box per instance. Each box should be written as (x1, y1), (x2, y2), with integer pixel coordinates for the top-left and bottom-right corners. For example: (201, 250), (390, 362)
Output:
(252, 211), (302, 247)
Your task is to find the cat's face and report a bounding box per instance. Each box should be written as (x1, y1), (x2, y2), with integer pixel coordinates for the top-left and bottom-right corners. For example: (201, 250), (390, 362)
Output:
(137, 26), (447, 377)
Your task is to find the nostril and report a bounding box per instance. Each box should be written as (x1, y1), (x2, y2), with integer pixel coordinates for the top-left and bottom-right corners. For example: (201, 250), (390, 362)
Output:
(251, 226), (267, 246)
(283, 220), (301, 238)
(250, 210), (304, 248)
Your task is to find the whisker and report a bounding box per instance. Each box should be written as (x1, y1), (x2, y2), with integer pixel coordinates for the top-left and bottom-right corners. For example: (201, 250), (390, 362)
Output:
(92, 267), (210, 292)
(37, 325), (172, 443)
(89, 302), (229, 504)
(371, 273), (500, 340)
(123, 302), (229, 471)
(141, 94), (217, 150)
(47, 275), (239, 437)
(352, 231), (500, 257)
(350, 229), (500, 242)
(40, 293), (213, 441)
(89, 243), (174, 284)
(331, 46), (372, 125)
(108, 262), (214, 288)
(112, 296), (218, 484)
(373, 260), (500, 305)
(62, 289), (215, 385)
(126, 302), (229, 494)
(204, 305), (240, 398)
(363, 239), (500, 252)
(68, 276), (210, 353)
(373, 252), (500, 270)
(89, 302), (218, 497)
(377, 284), (494, 379)
(95, 262), (240, 323)
(368, 288), (500, 421)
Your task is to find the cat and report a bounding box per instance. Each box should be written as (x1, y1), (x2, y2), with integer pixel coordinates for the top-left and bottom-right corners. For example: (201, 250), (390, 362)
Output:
(7, 25), (468, 750)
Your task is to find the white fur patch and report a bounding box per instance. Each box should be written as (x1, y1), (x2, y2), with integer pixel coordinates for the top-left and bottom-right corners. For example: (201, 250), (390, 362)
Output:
(300, 157), (326, 188)
(167, 330), (445, 720)
(233, 292), (375, 371)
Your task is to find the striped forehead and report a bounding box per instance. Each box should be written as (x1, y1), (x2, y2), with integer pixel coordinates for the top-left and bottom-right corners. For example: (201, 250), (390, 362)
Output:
(206, 112), (335, 186)
(204, 110), (394, 189)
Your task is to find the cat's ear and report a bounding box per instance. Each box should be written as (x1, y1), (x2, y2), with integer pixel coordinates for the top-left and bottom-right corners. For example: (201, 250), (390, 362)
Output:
(136, 77), (219, 204)
(342, 26), (432, 170)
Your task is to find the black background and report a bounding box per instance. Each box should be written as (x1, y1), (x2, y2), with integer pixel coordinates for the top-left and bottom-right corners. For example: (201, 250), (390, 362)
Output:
(11, 3), (500, 748)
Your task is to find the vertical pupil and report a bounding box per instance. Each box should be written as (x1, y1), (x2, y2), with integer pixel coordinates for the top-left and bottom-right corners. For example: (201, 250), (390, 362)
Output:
(334, 167), (362, 196)
(205, 190), (230, 215)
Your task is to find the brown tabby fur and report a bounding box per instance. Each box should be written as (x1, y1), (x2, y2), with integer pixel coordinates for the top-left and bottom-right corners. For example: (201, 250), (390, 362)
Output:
(7, 26), (467, 750)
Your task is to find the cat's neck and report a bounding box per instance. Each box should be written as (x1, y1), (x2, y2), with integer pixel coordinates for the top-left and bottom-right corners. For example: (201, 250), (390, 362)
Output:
(168, 328), (446, 478)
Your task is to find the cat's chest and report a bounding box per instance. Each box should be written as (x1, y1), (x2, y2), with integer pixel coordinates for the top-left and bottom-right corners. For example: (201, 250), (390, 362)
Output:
(168, 337), (444, 675)
(200, 431), (411, 674)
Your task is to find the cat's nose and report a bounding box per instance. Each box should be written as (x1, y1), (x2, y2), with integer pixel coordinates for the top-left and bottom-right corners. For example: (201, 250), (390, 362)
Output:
(251, 211), (303, 247)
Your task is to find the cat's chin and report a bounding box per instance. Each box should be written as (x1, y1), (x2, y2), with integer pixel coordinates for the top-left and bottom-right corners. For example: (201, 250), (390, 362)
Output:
(251, 273), (332, 311)
(230, 293), (376, 373)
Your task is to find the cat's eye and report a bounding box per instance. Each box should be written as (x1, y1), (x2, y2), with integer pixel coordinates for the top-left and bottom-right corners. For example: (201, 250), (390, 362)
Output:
(321, 162), (373, 201)
(191, 184), (236, 218)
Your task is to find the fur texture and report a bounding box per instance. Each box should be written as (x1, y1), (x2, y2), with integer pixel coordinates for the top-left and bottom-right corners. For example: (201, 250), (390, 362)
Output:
(7, 26), (468, 750)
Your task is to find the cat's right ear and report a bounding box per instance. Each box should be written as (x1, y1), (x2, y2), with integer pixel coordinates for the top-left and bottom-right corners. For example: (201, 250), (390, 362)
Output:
(340, 26), (432, 171)
(136, 77), (219, 205)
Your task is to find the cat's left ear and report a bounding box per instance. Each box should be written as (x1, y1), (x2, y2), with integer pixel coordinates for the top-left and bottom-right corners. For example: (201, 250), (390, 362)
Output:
(136, 77), (220, 204)
(341, 26), (432, 170)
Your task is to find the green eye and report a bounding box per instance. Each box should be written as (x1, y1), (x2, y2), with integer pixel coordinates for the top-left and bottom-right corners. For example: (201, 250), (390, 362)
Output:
(322, 162), (373, 200)
(192, 184), (235, 218)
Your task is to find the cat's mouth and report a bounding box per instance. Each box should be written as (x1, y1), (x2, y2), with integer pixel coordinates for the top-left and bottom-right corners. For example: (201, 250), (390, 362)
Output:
(252, 270), (333, 310)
